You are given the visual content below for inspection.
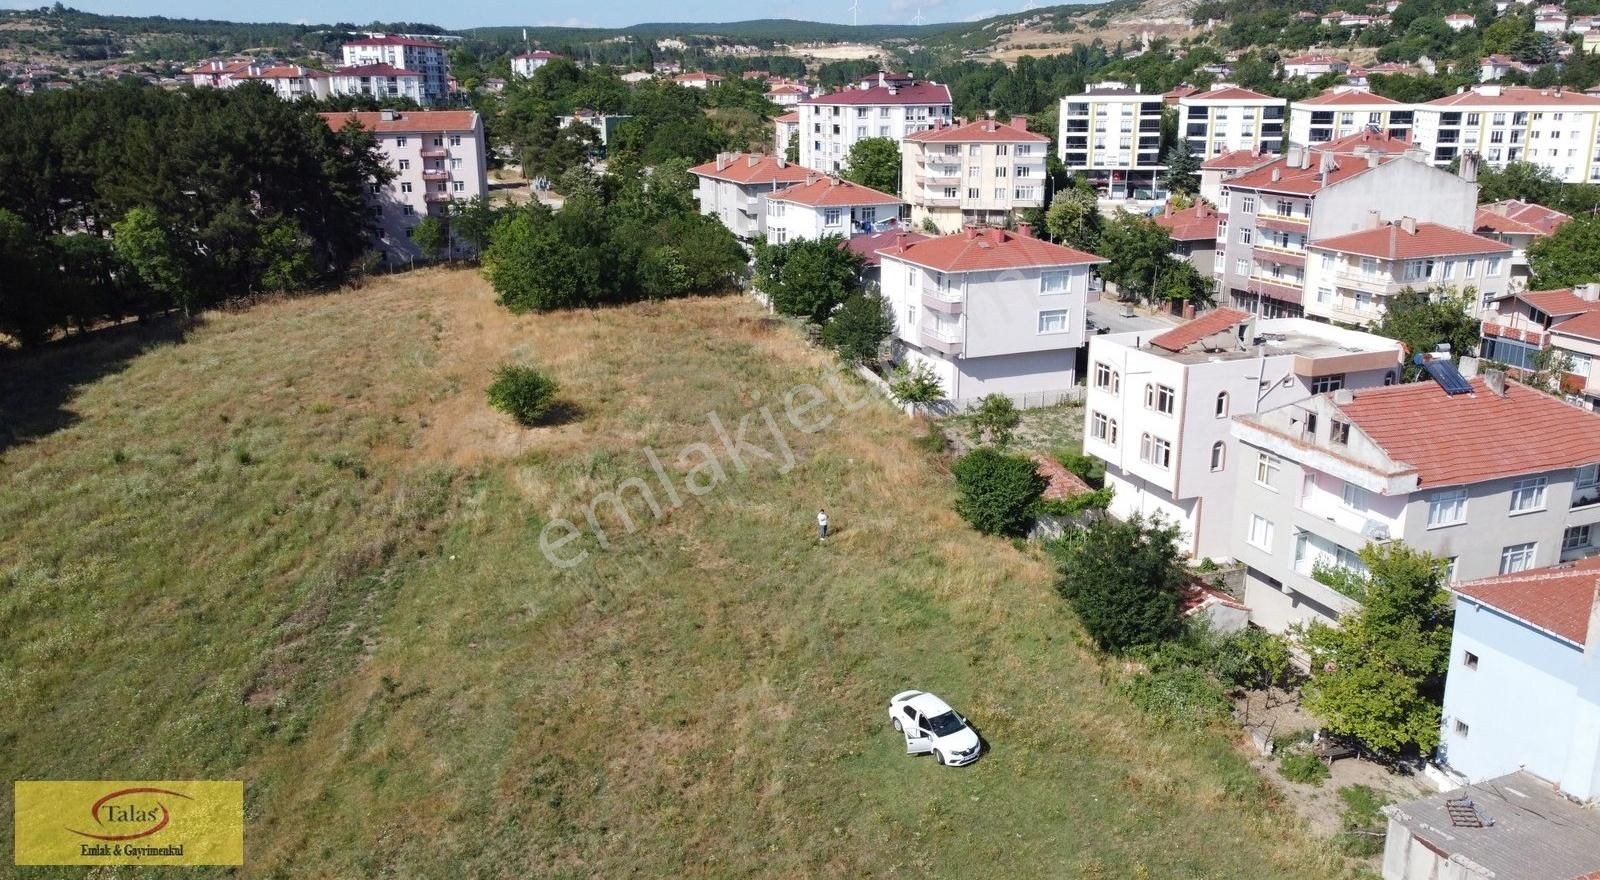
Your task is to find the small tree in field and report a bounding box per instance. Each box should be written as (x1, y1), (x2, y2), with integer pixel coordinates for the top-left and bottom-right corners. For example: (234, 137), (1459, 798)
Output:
(951, 447), (1048, 537)
(487, 364), (561, 426)
(889, 361), (944, 404)
(1052, 514), (1187, 653)
(968, 394), (1021, 446)
(411, 216), (448, 260)
(821, 289), (893, 364)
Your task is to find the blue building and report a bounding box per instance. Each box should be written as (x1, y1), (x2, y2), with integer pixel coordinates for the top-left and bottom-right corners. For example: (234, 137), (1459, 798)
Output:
(1440, 556), (1600, 802)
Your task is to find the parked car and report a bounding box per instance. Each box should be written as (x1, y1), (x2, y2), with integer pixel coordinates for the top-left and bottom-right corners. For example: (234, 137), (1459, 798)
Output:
(886, 690), (982, 766)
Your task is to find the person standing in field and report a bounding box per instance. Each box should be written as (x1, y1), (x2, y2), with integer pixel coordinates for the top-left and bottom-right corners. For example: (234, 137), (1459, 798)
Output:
(817, 508), (829, 542)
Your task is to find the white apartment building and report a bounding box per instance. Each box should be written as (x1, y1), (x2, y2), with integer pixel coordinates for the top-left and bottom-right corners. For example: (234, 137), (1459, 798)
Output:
(1289, 88), (1415, 146)
(339, 36), (450, 105)
(1301, 217), (1513, 325)
(1177, 85), (1288, 159)
(1057, 82), (1165, 200)
(774, 111), (799, 157)
(1281, 54), (1351, 79)
(559, 110), (631, 152)
(319, 110), (488, 263)
(1085, 310), (1402, 559)
(767, 84), (807, 106)
(899, 118), (1048, 233)
(688, 152), (810, 240)
(231, 64), (331, 101)
(1480, 285), (1600, 410)
(1230, 369), (1600, 632)
(1199, 148), (1276, 206)
(798, 72), (953, 173)
(673, 72), (725, 89)
(876, 226), (1105, 407)
(511, 51), (561, 77)
(327, 65), (425, 104)
(185, 58), (258, 87)
(1412, 85), (1600, 184)
(764, 176), (904, 244)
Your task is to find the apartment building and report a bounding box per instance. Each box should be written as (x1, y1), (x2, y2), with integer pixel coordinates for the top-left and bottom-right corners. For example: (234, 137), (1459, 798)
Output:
(327, 65), (425, 103)
(184, 58), (258, 87)
(1288, 89), (1414, 146)
(1057, 82), (1165, 200)
(1217, 129), (1476, 317)
(688, 152), (810, 240)
(774, 111), (799, 157)
(1281, 54), (1351, 79)
(1177, 85), (1287, 159)
(899, 117), (1048, 233)
(319, 110), (488, 262)
(798, 72), (953, 173)
(1473, 199), (1570, 285)
(1438, 558), (1600, 805)
(767, 83), (808, 106)
(1412, 85), (1600, 184)
(764, 176), (904, 244)
(876, 226), (1105, 406)
(1301, 217), (1512, 325)
(230, 64), (330, 100)
(339, 36), (450, 105)
(673, 72), (725, 89)
(1199, 148), (1275, 206)
(1480, 285), (1600, 410)
(511, 51), (561, 77)
(1084, 309), (1402, 559)
(1230, 370), (1600, 632)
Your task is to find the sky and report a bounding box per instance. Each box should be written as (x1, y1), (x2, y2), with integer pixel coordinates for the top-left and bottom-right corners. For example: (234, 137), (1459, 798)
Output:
(0, 0), (1035, 29)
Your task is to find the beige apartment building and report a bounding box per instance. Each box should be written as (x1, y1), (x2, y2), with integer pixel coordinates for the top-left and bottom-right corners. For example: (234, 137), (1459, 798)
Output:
(899, 118), (1048, 233)
(1302, 218), (1512, 325)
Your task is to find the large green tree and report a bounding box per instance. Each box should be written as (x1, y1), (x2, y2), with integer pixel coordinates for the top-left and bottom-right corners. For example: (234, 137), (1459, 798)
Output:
(1043, 185), (1103, 252)
(1051, 514), (1187, 654)
(821, 289), (893, 364)
(1529, 215), (1600, 290)
(951, 447), (1048, 538)
(753, 237), (863, 323)
(1097, 211), (1174, 303)
(840, 137), (902, 196)
(1160, 139), (1201, 198)
(1371, 289), (1481, 377)
(112, 207), (191, 315)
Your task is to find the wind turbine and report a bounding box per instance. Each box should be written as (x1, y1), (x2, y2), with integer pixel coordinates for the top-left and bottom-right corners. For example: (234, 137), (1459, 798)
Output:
(913, 8), (926, 25)
(1022, 0), (1037, 10)
(849, 0), (859, 26)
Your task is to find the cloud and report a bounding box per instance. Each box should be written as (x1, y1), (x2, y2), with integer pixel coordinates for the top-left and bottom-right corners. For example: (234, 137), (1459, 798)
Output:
(888, 0), (945, 11)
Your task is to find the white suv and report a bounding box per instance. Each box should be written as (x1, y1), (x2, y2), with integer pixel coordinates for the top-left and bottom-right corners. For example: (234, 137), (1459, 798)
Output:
(887, 690), (982, 766)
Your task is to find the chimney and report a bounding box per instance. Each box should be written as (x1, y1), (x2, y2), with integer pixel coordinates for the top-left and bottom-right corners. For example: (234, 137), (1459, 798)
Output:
(1319, 151), (1337, 173)
(964, 226), (979, 240)
(776, 157), (786, 168)
(1366, 151), (1379, 168)
(1271, 167), (1282, 182)
(1332, 388), (1355, 405)
(1287, 143), (1304, 168)
(717, 152), (731, 171)
(1459, 150), (1479, 184)
(1017, 222), (1033, 238)
(1579, 282), (1600, 302)
(747, 153), (762, 167)
(805, 173), (818, 186)
(1368, 209), (1383, 228)
(1483, 367), (1508, 397)
(1400, 216), (1417, 234)
(380, 109), (399, 122)
(895, 231), (908, 252)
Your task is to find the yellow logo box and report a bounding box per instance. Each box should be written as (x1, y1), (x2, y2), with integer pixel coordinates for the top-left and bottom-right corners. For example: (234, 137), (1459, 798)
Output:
(14, 781), (243, 866)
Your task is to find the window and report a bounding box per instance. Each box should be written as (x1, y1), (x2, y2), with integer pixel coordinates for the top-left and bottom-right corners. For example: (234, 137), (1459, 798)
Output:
(396, 136), (408, 147)
(1215, 392), (1229, 418)
(1139, 434), (1173, 470)
(1446, 556), (1459, 583)
(402, 204), (415, 216)
(1255, 452), (1281, 490)
(1462, 649), (1478, 670)
(397, 159), (410, 170)
(1247, 514), (1274, 551)
(996, 144), (1008, 156)
(1235, 258), (1249, 276)
(1509, 476), (1547, 513)
(1240, 195), (1256, 213)
(449, 135), (461, 146)
(432, 137), (443, 147)
(1037, 309), (1070, 334)
(450, 158), (462, 169)
(824, 208), (842, 226)
(1316, 286), (1333, 305)
(1091, 411), (1118, 446)
(452, 181), (465, 192)
(1487, 256), (1502, 275)
(1144, 383), (1175, 415)
(1210, 441), (1226, 472)
(1310, 374), (1344, 394)
(1499, 541), (1537, 574)
(1240, 227), (1253, 245)
(1577, 463), (1600, 491)
(1093, 362), (1119, 392)
(1342, 481), (1368, 511)
(1040, 270), (1069, 294)
(1454, 720), (1470, 737)
(400, 182), (413, 193)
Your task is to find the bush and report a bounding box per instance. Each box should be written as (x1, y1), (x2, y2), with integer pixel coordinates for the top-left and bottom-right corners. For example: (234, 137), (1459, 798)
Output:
(1336, 784), (1391, 857)
(950, 447), (1048, 537)
(1054, 449), (1104, 488)
(1051, 514), (1187, 653)
(1122, 666), (1232, 728)
(889, 361), (944, 404)
(968, 394), (1021, 446)
(1278, 751), (1331, 786)
(821, 290), (893, 364)
(486, 365), (560, 426)
(1208, 626), (1297, 692)
(914, 423), (948, 455)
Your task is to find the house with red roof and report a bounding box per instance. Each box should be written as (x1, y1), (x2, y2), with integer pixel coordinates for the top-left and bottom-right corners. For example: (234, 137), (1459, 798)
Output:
(763, 175), (905, 244)
(1475, 199), (1571, 284)
(1411, 85), (1600, 183)
(1439, 556), (1600, 804)
(899, 117), (1049, 233)
(797, 72), (953, 174)
(1176, 83), (1288, 158)
(875, 225), (1104, 407)
(1199, 148), (1276, 205)
(1231, 369), (1600, 631)
(773, 110), (800, 159)
(339, 35), (449, 105)
(184, 58), (263, 88)
(689, 152), (811, 240)
(231, 64), (330, 100)
(1480, 285), (1600, 407)
(1155, 202), (1221, 276)
(1280, 54), (1351, 79)
(1302, 216), (1512, 326)
(1287, 87), (1413, 146)
(766, 83), (808, 106)
(327, 64), (425, 104)
(673, 71), (725, 89)
(511, 50), (561, 78)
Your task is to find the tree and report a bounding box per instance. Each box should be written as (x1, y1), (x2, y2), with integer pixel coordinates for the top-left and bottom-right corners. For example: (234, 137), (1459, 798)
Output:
(1097, 211), (1174, 303)
(112, 207), (192, 315)
(968, 394), (1021, 446)
(1371, 288), (1481, 377)
(482, 208), (600, 312)
(252, 216), (316, 292)
(784, 136), (799, 163)
(1044, 185), (1103, 252)
(0, 209), (57, 346)
(889, 361), (944, 404)
(1160, 139), (1201, 198)
(1296, 544), (1454, 755)
(821, 289), (893, 364)
(1529, 215), (1600, 290)
(1051, 514), (1187, 653)
(410, 216), (449, 260)
(486, 364), (562, 426)
(754, 237), (863, 323)
(840, 137), (901, 195)
(951, 447), (1048, 538)
(1153, 259), (1215, 308)
(449, 198), (499, 256)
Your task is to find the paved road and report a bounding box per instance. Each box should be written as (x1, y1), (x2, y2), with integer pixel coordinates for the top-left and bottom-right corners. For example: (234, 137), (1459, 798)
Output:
(1086, 298), (1177, 335)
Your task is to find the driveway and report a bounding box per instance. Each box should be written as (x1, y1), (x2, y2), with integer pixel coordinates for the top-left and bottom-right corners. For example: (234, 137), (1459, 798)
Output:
(1087, 299), (1177, 335)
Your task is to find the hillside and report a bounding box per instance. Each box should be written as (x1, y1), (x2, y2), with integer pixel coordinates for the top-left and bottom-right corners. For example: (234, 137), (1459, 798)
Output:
(0, 270), (1356, 877)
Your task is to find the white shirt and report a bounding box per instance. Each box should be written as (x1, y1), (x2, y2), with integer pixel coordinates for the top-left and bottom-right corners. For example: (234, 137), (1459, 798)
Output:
(817, 512), (828, 527)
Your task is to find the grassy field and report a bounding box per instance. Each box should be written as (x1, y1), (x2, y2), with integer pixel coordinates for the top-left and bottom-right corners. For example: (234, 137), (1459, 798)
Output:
(0, 269), (1351, 878)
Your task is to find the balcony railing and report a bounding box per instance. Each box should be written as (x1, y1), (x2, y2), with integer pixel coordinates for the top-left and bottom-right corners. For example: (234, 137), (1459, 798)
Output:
(421, 169), (449, 181)
(1573, 484), (1600, 509)
(423, 191), (454, 202)
(420, 147), (448, 158)
(1255, 209), (1309, 225)
(921, 289), (962, 315)
(920, 324), (962, 355)
(917, 174), (961, 187)
(1332, 269), (1401, 291)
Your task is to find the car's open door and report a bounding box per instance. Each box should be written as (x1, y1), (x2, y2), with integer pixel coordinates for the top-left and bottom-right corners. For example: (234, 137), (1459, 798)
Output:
(904, 732), (933, 755)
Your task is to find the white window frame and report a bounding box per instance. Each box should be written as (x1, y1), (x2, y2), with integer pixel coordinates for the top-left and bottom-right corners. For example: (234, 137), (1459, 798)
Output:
(1255, 452), (1281, 491)
(1499, 541), (1537, 574)
(1037, 309), (1070, 334)
(1247, 514), (1274, 551)
(1509, 476), (1547, 514)
(1427, 488), (1468, 528)
(1040, 270), (1070, 295)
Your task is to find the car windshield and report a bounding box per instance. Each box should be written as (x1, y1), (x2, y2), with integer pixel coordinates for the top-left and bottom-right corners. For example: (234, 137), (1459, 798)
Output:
(926, 711), (966, 737)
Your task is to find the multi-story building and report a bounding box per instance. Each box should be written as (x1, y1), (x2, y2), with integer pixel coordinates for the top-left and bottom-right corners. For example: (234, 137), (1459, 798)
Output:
(327, 65), (425, 104)
(899, 117), (1048, 233)
(673, 72), (725, 89)
(1411, 85), (1600, 184)
(1084, 309), (1402, 559)
(1473, 198), (1570, 285)
(1230, 370), (1600, 632)
(1301, 217), (1513, 325)
(1177, 85), (1287, 159)
(231, 64), (330, 101)
(1480, 285), (1600, 410)
(318, 110), (487, 262)
(185, 58), (265, 88)
(763, 176), (904, 244)
(1288, 88), (1414, 146)
(1199, 148), (1275, 206)
(1437, 558), (1600, 805)
(1217, 129), (1476, 317)
(1280, 54), (1351, 79)
(688, 152), (810, 240)
(766, 83), (808, 106)
(876, 225), (1104, 406)
(511, 51), (561, 77)
(1057, 81), (1165, 200)
(1535, 3), (1571, 33)
(773, 111), (799, 157)
(1443, 12), (1477, 30)
(339, 36), (449, 105)
(797, 72), (953, 174)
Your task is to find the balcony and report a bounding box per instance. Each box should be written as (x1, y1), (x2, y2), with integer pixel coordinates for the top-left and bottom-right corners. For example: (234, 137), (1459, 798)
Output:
(1574, 482), (1600, 510)
(1255, 244), (1306, 267)
(421, 169), (449, 181)
(917, 173), (961, 187)
(419, 147), (448, 159)
(1256, 208), (1309, 226)
(1332, 269), (1403, 293)
(1299, 491), (1396, 543)
(920, 324), (963, 355)
(921, 288), (963, 315)
(1248, 275), (1303, 303)
(423, 191), (454, 203)
(921, 192), (961, 206)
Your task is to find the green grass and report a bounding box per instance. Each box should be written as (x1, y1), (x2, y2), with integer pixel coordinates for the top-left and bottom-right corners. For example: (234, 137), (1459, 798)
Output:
(1, 269), (1352, 877)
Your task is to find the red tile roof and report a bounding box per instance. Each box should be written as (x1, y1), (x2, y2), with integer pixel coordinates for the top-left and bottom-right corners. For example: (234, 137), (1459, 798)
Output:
(234, 64), (328, 79)
(879, 226), (1104, 273)
(1033, 454), (1094, 500)
(800, 81), (952, 106)
(1308, 221), (1510, 260)
(343, 36), (444, 49)
(1180, 581), (1249, 616)
(768, 177), (903, 207)
(1155, 203), (1221, 241)
(1336, 377), (1600, 487)
(1426, 85), (1600, 107)
(1179, 85), (1278, 102)
(1455, 556), (1600, 646)
(1476, 199), (1571, 236)
(1147, 308), (1250, 352)
(1296, 88), (1401, 106)
(774, 110), (800, 123)
(1201, 148), (1273, 170)
(1225, 151), (1392, 196)
(1284, 54), (1350, 66)
(318, 110), (478, 134)
(767, 84), (807, 95)
(1517, 288), (1600, 318)
(902, 117), (1048, 143)
(1551, 309), (1600, 343)
(687, 152), (810, 186)
(844, 229), (929, 267)
(1313, 126), (1416, 154)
